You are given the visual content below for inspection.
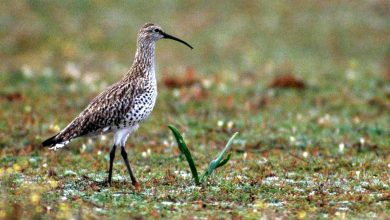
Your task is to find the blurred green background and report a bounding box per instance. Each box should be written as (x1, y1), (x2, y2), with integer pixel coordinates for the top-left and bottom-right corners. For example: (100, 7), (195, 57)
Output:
(0, 0), (389, 219)
(1, 0), (388, 74)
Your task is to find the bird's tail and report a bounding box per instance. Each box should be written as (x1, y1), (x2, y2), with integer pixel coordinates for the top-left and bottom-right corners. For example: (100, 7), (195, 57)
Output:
(42, 133), (60, 147)
(42, 133), (70, 150)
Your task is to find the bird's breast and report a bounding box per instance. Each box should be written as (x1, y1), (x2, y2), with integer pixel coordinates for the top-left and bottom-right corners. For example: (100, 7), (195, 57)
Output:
(124, 81), (157, 124)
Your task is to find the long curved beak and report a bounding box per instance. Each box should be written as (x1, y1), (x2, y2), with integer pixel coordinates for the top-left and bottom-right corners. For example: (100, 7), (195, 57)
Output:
(162, 32), (193, 49)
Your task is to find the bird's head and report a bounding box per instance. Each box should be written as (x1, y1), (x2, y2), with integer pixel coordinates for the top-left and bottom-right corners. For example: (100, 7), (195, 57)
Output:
(138, 23), (193, 49)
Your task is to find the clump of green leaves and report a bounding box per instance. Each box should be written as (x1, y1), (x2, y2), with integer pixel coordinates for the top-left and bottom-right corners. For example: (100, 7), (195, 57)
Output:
(168, 125), (238, 185)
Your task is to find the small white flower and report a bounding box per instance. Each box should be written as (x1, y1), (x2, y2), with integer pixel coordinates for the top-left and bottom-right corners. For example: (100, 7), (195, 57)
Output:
(302, 151), (309, 158)
(173, 89), (180, 97)
(318, 114), (331, 125)
(359, 137), (365, 145)
(243, 152), (247, 160)
(353, 116), (361, 124)
(346, 69), (356, 80)
(42, 163), (47, 168)
(65, 62), (81, 79)
(201, 79), (213, 89)
(227, 121), (234, 130)
(339, 143), (345, 153)
(22, 65), (33, 78)
(257, 157), (268, 164)
(217, 120), (224, 127)
(81, 144), (87, 153)
(355, 171), (361, 179)
(82, 72), (98, 85)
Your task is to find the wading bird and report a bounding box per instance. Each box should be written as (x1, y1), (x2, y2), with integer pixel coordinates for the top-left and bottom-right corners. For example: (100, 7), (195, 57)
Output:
(42, 23), (193, 188)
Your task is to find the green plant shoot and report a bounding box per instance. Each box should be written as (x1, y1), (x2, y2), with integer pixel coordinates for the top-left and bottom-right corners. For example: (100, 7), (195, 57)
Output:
(168, 125), (238, 185)
(200, 132), (238, 183)
(168, 125), (200, 185)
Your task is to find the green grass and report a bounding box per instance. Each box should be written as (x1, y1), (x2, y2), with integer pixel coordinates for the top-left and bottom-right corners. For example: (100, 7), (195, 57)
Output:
(0, 1), (389, 219)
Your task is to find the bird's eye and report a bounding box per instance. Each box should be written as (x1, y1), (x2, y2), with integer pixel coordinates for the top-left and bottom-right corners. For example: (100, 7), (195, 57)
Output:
(153, 28), (160, 33)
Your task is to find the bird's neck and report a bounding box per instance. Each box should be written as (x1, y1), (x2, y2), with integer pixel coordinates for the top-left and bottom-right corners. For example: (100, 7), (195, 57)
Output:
(126, 40), (156, 80)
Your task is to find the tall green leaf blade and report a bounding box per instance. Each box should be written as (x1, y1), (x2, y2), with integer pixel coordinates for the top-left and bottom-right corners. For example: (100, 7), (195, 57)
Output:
(201, 132), (238, 182)
(168, 125), (200, 185)
(216, 153), (231, 169)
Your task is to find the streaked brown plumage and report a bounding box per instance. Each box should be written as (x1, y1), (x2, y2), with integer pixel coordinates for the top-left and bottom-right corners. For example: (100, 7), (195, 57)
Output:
(42, 23), (193, 187)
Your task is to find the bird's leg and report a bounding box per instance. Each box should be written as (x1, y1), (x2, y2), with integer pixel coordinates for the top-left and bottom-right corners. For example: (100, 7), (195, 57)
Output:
(107, 144), (117, 185)
(120, 146), (139, 187)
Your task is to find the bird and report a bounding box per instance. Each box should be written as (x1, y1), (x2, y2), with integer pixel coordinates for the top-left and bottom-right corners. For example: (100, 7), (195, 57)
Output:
(42, 23), (193, 188)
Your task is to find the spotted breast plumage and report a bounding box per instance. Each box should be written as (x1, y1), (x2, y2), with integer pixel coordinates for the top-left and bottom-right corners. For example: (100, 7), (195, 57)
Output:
(42, 23), (193, 187)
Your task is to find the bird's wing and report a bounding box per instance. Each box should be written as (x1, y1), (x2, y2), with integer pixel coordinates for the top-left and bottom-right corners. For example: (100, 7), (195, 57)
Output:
(42, 81), (137, 147)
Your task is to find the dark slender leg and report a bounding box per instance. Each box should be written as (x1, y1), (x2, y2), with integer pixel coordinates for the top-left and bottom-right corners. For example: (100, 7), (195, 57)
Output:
(107, 144), (117, 185)
(120, 146), (139, 186)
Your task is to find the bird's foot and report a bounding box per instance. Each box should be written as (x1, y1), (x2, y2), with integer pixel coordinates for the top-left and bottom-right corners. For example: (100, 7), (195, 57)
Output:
(132, 181), (141, 191)
(104, 179), (113, 187)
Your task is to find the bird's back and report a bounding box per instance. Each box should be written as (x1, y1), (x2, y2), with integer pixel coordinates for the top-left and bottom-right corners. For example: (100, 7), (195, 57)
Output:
(42, 70), (157, 148)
